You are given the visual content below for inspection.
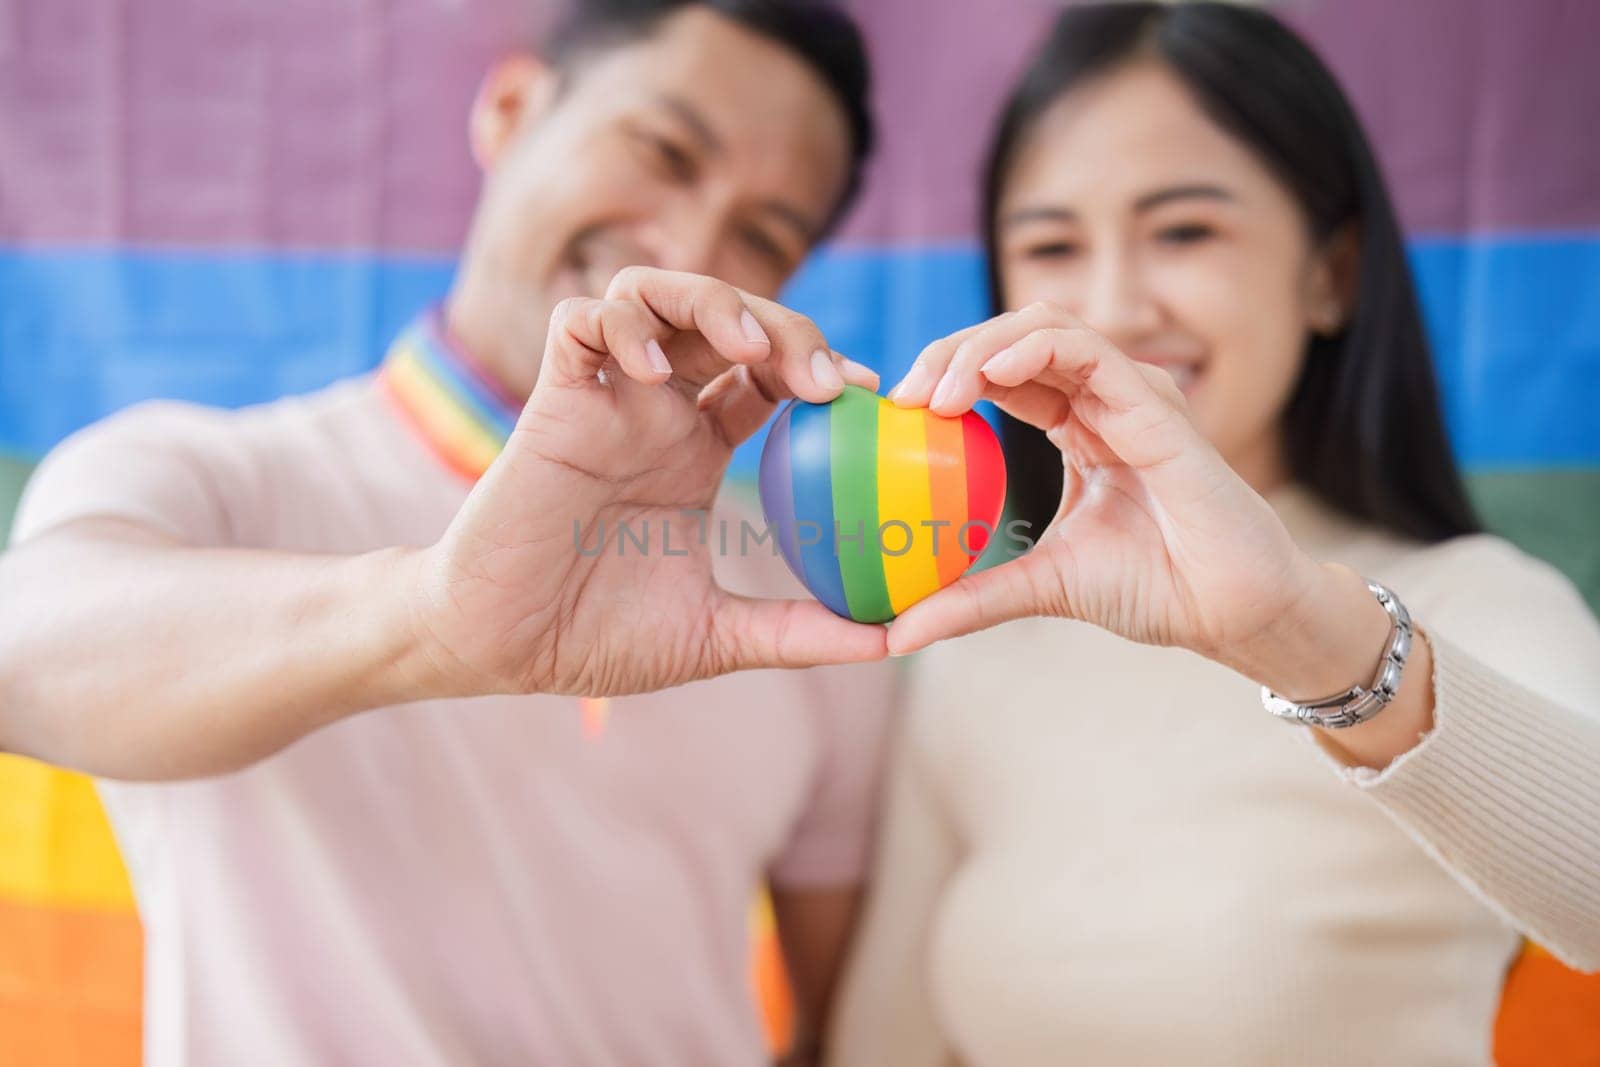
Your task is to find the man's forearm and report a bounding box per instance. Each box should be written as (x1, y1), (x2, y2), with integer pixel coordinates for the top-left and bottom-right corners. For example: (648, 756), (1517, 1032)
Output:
(0, 523), (455, 780)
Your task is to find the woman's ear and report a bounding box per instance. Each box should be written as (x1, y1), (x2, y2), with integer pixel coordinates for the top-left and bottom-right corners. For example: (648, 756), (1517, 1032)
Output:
(468, 54), (559, 172)
(1304, 223), (1361, 337)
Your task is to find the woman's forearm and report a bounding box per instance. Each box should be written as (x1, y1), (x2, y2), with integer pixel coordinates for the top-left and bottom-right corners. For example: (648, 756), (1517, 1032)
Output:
(0, 521), (452, 780)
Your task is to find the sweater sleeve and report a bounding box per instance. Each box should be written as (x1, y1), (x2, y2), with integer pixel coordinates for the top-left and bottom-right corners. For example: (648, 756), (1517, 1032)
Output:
(1313, 535), (1600, 973)
(825, 705), (961, 1067)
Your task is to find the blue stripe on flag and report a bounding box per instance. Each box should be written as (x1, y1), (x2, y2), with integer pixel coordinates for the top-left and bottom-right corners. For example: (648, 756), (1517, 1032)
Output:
(2, 237), (1596, 471)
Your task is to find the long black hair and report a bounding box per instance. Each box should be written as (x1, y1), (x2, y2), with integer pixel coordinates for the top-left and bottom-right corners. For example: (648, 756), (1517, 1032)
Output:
(984, 2), (1480, 544)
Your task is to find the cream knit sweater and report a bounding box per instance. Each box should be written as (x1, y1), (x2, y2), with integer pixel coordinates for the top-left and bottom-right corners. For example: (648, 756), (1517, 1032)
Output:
(828, 482), (1600, 1067)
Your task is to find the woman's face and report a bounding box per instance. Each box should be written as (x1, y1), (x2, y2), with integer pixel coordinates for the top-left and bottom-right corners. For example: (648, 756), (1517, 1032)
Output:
(995, 61), (1349, 491)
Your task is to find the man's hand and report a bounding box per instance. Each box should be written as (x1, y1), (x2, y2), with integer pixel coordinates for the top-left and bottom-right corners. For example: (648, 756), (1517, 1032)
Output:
(411, 268), (887, 698)
(0, 269), (885, 779)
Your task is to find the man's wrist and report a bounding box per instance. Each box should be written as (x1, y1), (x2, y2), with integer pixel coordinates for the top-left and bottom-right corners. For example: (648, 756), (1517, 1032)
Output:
(360, 546), (483, 707)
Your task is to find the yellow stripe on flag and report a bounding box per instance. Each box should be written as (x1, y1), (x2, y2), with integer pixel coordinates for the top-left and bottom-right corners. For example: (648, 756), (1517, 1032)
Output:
(0, 756), (133, 911)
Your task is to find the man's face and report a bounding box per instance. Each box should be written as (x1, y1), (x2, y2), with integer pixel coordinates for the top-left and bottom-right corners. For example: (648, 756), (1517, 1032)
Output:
(450, 8), (855, 396)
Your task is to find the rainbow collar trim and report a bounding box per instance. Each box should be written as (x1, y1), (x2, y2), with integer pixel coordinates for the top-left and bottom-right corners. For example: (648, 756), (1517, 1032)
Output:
(379, 310), (521, 480)
(377, 310), (610, 739)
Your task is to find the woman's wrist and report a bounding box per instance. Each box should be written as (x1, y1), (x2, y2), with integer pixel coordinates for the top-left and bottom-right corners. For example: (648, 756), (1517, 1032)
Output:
(1224, 559), (1437, 769)
(1225, 560), (1391, 702)
(1311, 623), (1435, 770)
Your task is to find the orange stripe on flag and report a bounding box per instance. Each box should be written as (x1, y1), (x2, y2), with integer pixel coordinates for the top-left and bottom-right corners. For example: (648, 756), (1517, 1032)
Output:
(1494, 939), (1600, 1066)
(0, 896), (142, 1065)
(749, 892), (794, 1058)
(578, 697), (610, 741)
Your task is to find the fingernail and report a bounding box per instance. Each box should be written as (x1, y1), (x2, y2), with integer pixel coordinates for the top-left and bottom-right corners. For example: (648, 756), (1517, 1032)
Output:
(811, 349), (844, 391)
(929, 372), (957, 409)
(888, 362), (923, 402)
(645, 338), (671, 375)
(740, 309), (769, 345)
(838, 355), (878, 380)
(981, 346), (1016, 377)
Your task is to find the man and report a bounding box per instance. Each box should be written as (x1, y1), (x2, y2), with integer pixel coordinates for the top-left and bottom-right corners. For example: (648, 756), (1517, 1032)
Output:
(0, 3), (899, 1063)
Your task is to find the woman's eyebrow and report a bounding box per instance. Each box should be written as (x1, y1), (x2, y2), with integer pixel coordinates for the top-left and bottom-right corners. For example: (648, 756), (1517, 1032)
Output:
(1133, 183), (1236, 212)
(1002, 184), (1238, 229)
(1001, 205), (1077, 228)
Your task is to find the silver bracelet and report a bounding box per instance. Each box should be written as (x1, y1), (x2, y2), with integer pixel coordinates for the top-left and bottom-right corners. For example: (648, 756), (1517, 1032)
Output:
(1261, 579), (1412, 729)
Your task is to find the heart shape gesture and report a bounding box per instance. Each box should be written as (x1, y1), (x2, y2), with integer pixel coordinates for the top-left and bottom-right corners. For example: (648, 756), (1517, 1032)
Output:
(758, 384), (1007, 623)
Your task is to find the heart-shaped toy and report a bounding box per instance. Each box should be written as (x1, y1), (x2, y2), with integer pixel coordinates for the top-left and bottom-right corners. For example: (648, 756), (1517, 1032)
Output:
(758, 384), (1007, 623)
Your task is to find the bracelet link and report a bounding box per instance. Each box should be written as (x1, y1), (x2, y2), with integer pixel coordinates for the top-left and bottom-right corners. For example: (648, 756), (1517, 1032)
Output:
(1261, 579), (1412, 730)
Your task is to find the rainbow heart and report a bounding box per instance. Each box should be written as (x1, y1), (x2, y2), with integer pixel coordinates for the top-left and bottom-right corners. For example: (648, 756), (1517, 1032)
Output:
(758, 384), (1007, 623)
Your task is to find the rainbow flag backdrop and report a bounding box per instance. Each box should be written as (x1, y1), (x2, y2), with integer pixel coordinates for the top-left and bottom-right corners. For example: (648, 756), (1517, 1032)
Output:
(2, 0), (1597, 1062)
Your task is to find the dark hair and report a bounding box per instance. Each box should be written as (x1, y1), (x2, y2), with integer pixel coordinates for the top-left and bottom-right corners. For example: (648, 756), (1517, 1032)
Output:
(983, 2), (1480, 545)
(544, 0), (875, 234)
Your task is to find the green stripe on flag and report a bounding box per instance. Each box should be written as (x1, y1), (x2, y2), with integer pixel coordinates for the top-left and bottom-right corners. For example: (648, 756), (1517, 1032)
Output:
(973, 468), (1600, 620)
(1469, 468), (1600, 617)
(0, 455), (35, 546)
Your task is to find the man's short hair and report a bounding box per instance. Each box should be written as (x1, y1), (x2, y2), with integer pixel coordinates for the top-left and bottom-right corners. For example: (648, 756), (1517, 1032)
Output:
(544, 0), (875, 235)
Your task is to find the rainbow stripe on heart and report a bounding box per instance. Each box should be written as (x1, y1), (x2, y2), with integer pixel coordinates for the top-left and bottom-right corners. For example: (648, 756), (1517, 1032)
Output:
(759, 385), (1007, 624)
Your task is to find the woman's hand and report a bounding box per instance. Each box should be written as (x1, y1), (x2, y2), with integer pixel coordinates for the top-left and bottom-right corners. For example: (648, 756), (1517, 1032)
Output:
(411, 267), (887, 699)
(883, 302), (1399, 714)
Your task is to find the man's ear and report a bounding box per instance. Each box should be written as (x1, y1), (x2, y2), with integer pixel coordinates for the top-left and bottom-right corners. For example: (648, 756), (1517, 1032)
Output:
(468, 54), (559, 172)
(1304, 223), (1361, 337)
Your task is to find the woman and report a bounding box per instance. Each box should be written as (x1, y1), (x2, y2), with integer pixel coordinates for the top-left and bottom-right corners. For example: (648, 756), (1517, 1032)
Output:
(828, 4), (1600, 1064)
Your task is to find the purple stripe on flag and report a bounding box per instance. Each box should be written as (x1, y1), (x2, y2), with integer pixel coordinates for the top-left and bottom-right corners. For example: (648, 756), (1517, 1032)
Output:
(833, 0), (1600, 242)
(0, 0), (543, 251)
(1283, 0), (1600, 235)
(0, 0), (1595, 250)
